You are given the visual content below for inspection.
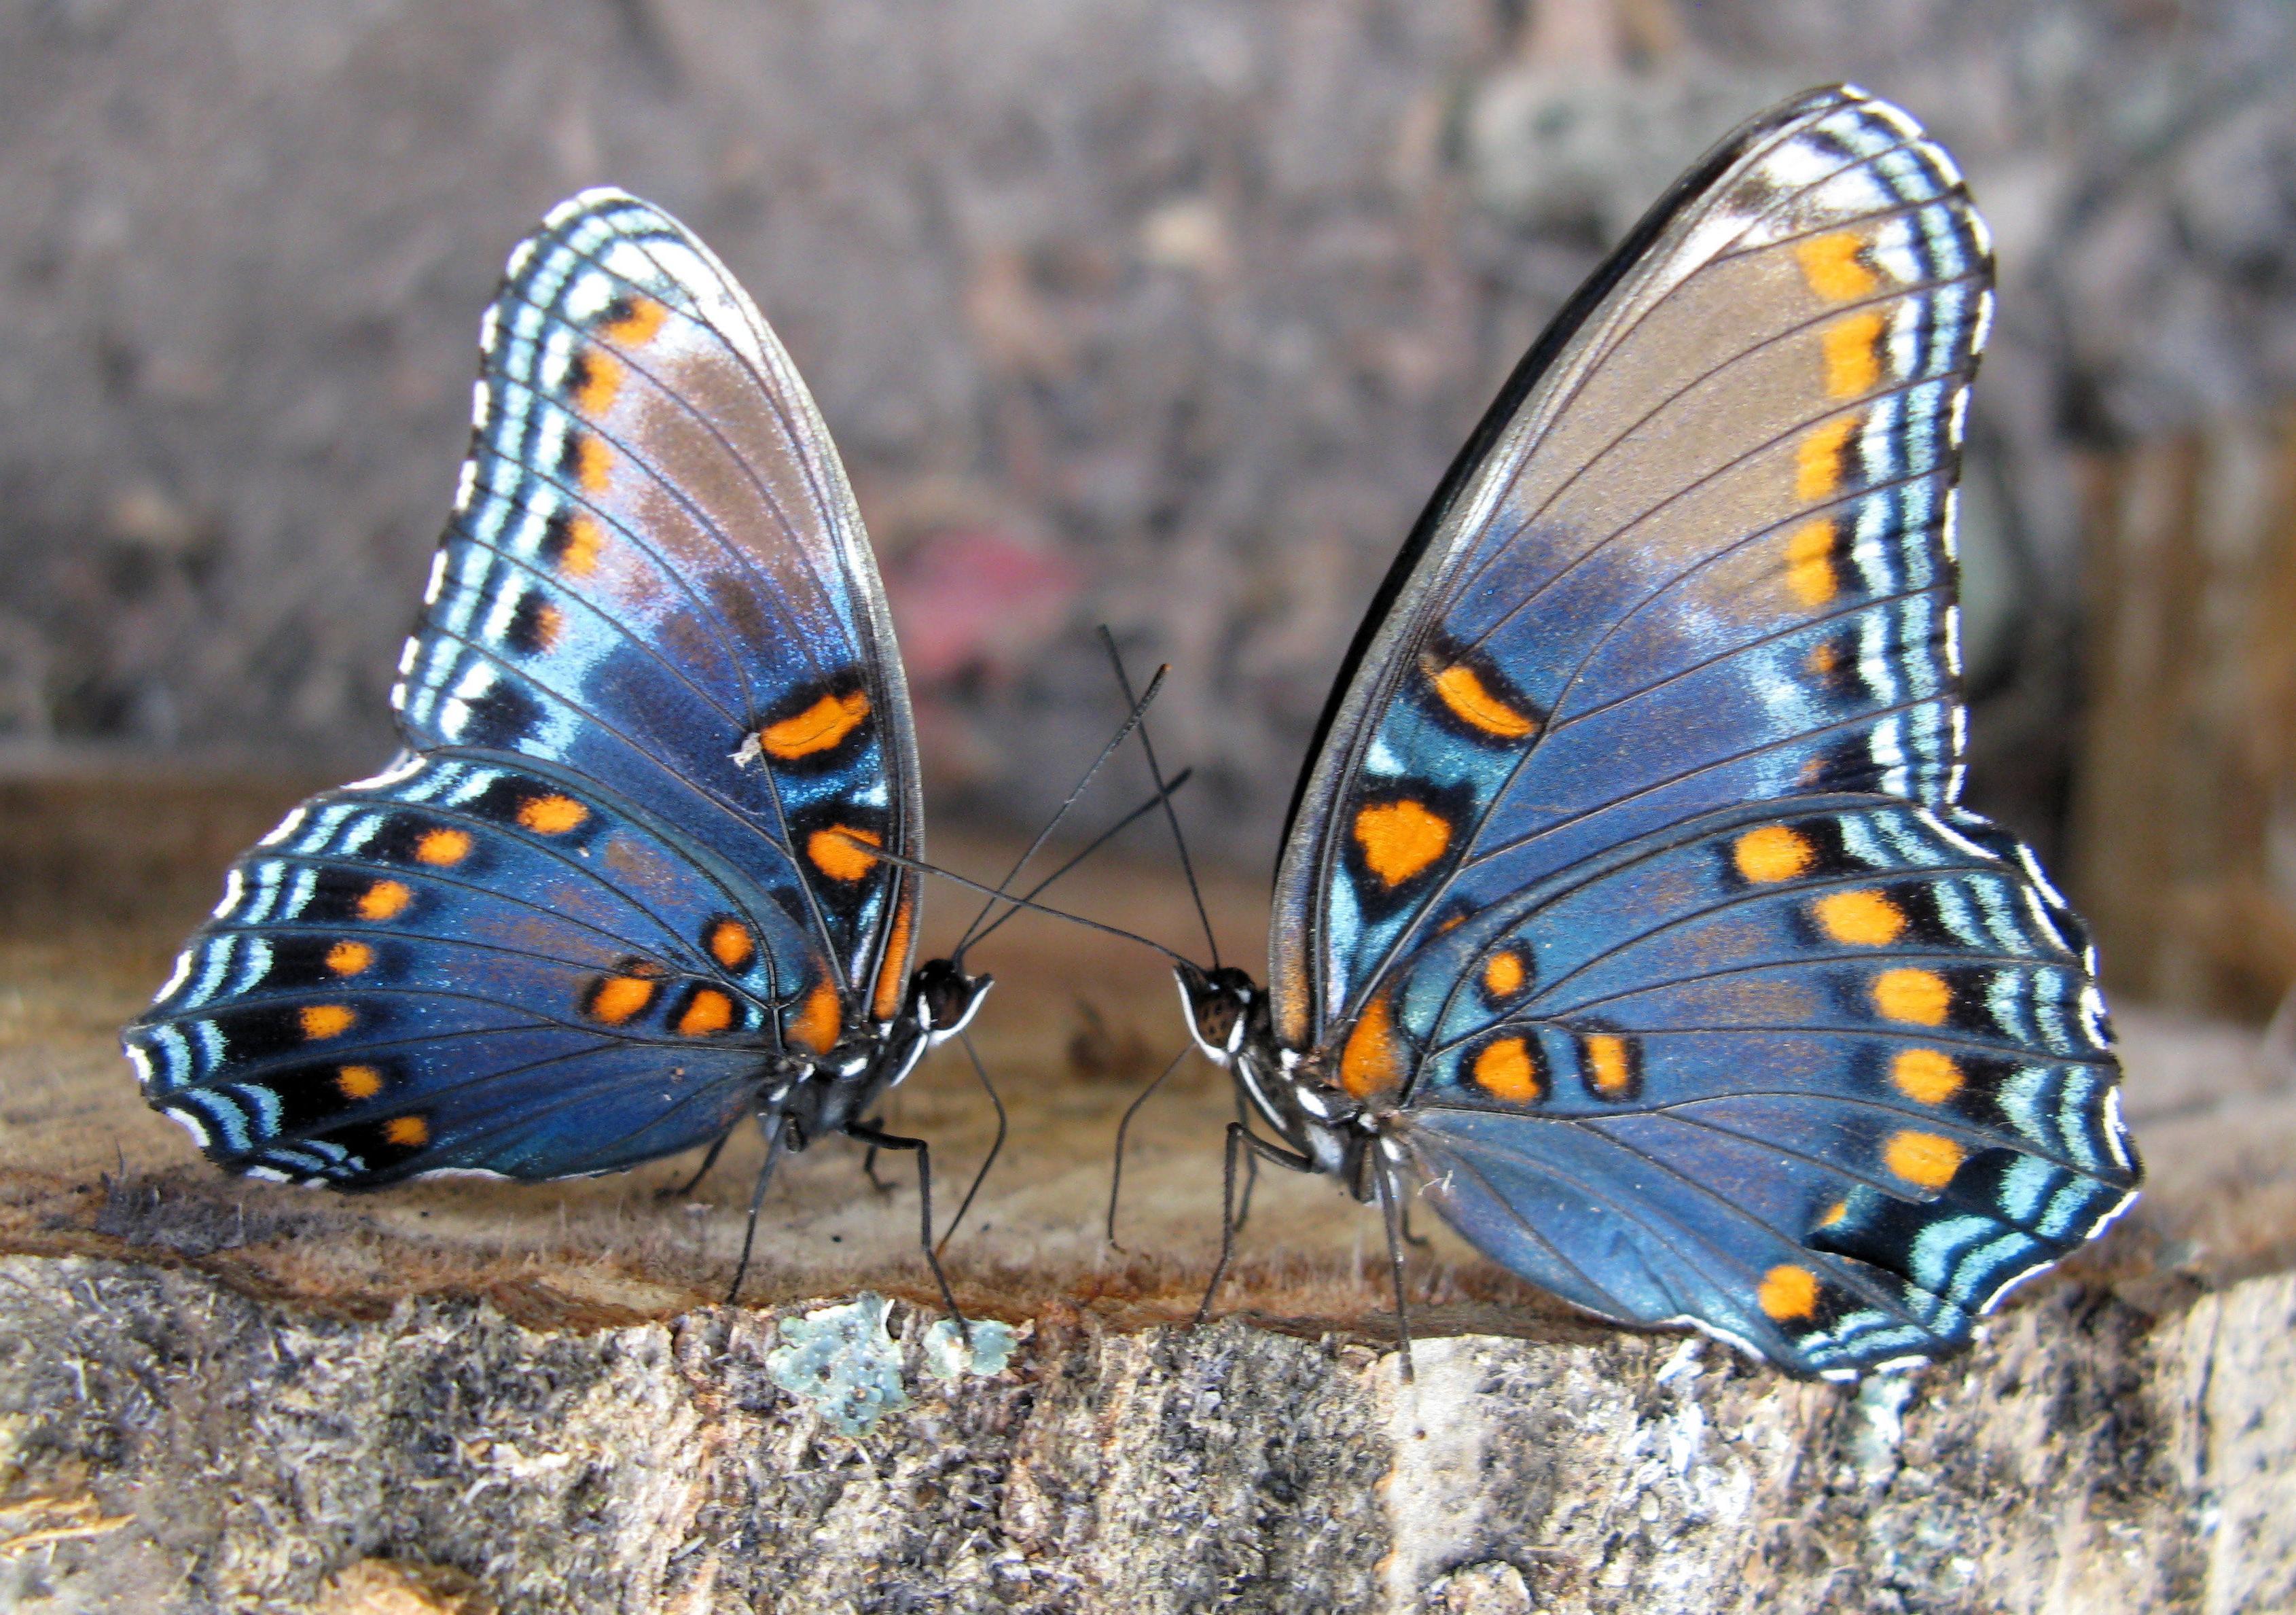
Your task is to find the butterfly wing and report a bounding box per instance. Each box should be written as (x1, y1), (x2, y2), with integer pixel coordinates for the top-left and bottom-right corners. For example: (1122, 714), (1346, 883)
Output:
(397, 189), (920, 1026)
(125, 756), (814, 1184)
(1265, 88), (2136, 1371)
(126, 192), (922, 1182)
(1273, 87), (1986, 1051)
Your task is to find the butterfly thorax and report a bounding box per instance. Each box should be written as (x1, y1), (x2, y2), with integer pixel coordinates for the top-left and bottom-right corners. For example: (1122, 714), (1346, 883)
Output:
(1176, 963), (1369, 1182)
(779, 959), (991, 1150)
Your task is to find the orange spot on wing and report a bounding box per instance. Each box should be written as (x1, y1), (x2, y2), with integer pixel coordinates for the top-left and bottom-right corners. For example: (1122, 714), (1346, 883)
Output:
(1426, 657), (1538, 739)
(1482, 949), (1527, 999)
(1817, 1199), (1849, 1228)
(571, 433), (612, 494)
(808, 825), (882, 883)
(1797, 415), (1855, 501)
(602, 294), (667, 347)
(1734, 826), (1814, 884)
(414, 827), (472, 866)
(588, 973), (659, 1027)
(1759, 1263), (1820, 1320)
(871, 892), (916, 1023)
(1471, 1036), (1541, 1103)
(1884, 1129), (1965, 1190)
(677, 989), (736, 1038)
(518, 794), (589, 834)
(300, 1004), (355, 1041)
(357, 879), (412, 921)
(1890, 1048), (1964, 1105)
(1795, 232), (1880, 301)
(759, 689), (871, 760)
(708, 919), (756, 973)
(1584, 1034), (1634, 1098)
(573, 347), (623, 415)
(336, 1064), (383, 1101)
(325, 941), (374, 976)
(527, 602), (564, 652)
(1873, 968), (1950, 1026)
(1814, 889), (1907, 946)
(1338, 994), (1404, 1101)
(556, 514), (603, 578)
(1807, 640), (1841, 675)
(383, 1115), (429, 1148)
(1785, 518), (1838, 607)
(789, 980), (843, 1055)
(1353, 800), (1450, 887)
(1823, 309), (1886, 398)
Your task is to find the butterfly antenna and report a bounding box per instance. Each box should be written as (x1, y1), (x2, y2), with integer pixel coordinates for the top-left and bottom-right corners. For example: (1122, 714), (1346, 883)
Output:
(835, 835), (1194, 965)
(963, 767), (1196, 955)
(953, 662), (1172, 960)
(934, 1030), (1007, 1257)
(1098, 627), (1220, 970)
(1104, 1045), (1188, 1252)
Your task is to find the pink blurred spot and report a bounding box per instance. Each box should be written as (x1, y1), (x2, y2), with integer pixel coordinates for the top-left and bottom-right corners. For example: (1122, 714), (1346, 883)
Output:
(883, 527), (1083, 687)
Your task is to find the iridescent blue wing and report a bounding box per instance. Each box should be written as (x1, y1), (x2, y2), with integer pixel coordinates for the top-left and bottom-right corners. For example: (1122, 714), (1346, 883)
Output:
(1273, 88), (1986, 1050)
(125, 756), (820, 1184)
(397, 189), (920, 1025)
(1384, 795), (2136, 1376)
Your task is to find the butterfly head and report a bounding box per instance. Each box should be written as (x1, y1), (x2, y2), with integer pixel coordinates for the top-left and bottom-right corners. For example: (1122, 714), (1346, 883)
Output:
(1174, 961), (1262, 1068)
(908, 957), (993, 1046)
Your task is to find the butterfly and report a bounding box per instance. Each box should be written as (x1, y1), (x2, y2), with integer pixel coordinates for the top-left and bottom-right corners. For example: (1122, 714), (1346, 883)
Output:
(1166, 86), (2140, 1378)
(122, 189), (997, 1307)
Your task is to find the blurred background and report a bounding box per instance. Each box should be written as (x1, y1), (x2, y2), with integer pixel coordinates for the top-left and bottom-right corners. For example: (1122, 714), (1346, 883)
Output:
(2, 0), (2294, 1023)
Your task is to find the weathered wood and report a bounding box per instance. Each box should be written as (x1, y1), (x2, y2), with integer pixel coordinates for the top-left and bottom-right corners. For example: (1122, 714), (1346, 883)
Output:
(2, 777), (2293, 1611)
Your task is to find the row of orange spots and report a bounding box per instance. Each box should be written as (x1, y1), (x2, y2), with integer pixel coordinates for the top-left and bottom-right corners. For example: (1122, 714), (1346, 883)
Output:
(518, 792), (589, 834)
(1734, 824), (1815, 884)
(1784, 519), (1839, 607)
(1583, 1034), (1634, 1098)
(573, 349), (623, 416)
(1471, 1035), (1542, 1103)
(570, 433), (613, 495)
(383, 1115), (429, 1148)
(677, 988), (736, 1038)
(1890, 1047), (1962, 1105)
(1873, 967), (1950, 1027)
(789, 980), (843, 1056)
(301, 1004), (356, 1041)
(1796, 415), (1854, 503)
(601, 294), (667, 347)
(707, 919), (755, 972)
(1339, 994), (1403, 1100)
(1482, 948), (1528, 1000)
(358, 879), (413, 921)
(1354, 799), (1452, 887)
(325, 940), (374, 977)
(336, 1063), (383, 1100)
(1424, 657), (1539, 740)
(1884, 1129), (1965, 1190)
(554, 513), (604, 580)
(809, 825), (882, 883)
(589, 970), (661, 1027)
(871, 893), (916, 1023)
(1795, 232), (1880, 302)
(1814, 888), (1907, 947)
(1759, 1262), (1820, 1321)
(415, 827), (472, 866)
(760, 689), (871, 761)
(1822, 309), (1886, 400)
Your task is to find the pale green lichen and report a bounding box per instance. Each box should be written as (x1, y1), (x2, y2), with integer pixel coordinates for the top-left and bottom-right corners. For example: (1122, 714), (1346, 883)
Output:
(766, 1294), (910, 1436)
(923, 1317), (1018, 1381)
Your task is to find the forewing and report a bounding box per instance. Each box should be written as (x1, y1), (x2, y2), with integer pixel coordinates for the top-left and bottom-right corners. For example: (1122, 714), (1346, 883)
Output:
(1374, 796), (2136, 1376)
(395, 190), (921, 1018)
(123, 756), (844, 1186)
(1274, 88), (1988, 1050)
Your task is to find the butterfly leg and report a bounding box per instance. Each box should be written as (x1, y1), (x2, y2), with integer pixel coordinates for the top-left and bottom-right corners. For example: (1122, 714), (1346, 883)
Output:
(844, 1120), (969, 1343)
(1106, 1046), (1189, 1252)
(1194, 1121), (1316, 1326)
(660, 1127), (735, 1202)
(725, 1110), (789, 1306)
(861, 1135), (893, 1196)
(934, 1030), (1007, 1258)
(1231, 1090), (1263, 1233)
(1371, 1151), (1417, 1383)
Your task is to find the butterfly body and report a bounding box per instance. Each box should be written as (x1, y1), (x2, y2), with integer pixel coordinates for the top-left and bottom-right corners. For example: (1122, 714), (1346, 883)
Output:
(126, 191), (988, 1227)
(1175, 86), (2138, 1378)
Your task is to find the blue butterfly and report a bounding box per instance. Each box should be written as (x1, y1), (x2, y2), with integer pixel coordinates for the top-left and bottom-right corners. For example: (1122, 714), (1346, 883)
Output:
(1168, 87), (2140, 1378)
(122, 190), (993, 1304)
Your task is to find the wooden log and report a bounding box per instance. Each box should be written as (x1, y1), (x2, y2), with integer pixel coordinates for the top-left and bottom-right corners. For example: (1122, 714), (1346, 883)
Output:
(1, 777), (2292, 1611)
